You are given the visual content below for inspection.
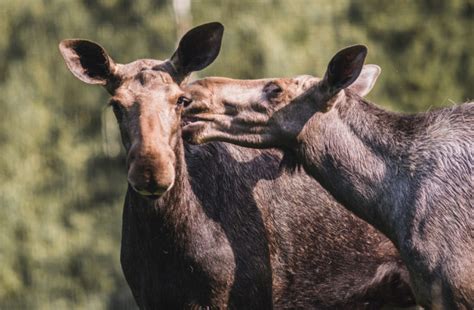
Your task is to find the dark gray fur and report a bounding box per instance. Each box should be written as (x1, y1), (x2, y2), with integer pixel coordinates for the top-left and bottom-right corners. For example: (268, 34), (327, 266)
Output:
(290, 92), (474, 308)
(180, 47), (474, 308)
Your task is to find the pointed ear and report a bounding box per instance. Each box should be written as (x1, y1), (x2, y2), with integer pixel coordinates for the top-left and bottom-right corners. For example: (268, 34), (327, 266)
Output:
(322, 45), (368, 95)
(170, 22), (224, 78)
(348, 64), (381, 97)
(59, 39), (117, 85)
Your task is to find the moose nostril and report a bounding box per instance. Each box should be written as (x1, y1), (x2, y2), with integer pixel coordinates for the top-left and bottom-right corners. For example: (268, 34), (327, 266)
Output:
(183, 98), (193, 108)
(184, 106), (207, 116)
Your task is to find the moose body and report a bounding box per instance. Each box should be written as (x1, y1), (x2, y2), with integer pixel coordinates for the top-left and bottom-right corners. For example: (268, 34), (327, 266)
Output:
(122, 142), (415, 308)
(182, 45), (474, 308)
(291, 93), (474, 309)
(60, 25), (415, 308)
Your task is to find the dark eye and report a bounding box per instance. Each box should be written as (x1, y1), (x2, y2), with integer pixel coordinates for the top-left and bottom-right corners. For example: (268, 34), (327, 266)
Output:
(263, 82), (283, 99)
(177, 96), (192, 107)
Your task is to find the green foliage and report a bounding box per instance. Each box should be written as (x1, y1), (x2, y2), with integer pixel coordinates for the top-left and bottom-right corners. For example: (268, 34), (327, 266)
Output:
(0, 0), (471, 309)
(0, 0), (175, 308)
(349, 0), (474, 111)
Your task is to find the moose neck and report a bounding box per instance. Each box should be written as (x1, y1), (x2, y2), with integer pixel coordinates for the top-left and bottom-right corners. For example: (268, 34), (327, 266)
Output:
(158, 140), (188, 202)
(154, 138), (199, 231)
(130, 137), (203, 246)
(297, 92), (417, 243)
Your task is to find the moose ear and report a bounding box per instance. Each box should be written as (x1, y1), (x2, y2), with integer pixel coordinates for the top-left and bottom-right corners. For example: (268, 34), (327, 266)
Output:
(347, 64), (381, 97)
(59, 39), (117, 85)
(322, 45), (368, 95)
(170, 22), (224, 79)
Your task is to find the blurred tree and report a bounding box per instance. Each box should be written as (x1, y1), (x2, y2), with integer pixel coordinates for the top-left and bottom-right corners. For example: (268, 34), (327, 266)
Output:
(349, 0), (474, 111)
(0, 0), (471, 309)
(0, 0), (175, 308)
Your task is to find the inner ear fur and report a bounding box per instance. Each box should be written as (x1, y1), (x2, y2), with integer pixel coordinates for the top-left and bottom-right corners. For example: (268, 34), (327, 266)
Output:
(170, 22), (224, 79)
(322, 45), (368, 95)
(348, 64), (381, 97)
(59, 39), (116, 85)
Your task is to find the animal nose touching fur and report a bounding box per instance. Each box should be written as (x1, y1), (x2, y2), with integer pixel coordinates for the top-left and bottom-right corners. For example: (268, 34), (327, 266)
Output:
(60, 21), (456, 309)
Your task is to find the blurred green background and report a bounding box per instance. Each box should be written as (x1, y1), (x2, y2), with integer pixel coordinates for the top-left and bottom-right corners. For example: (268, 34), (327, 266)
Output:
(0, 0), (472, 308)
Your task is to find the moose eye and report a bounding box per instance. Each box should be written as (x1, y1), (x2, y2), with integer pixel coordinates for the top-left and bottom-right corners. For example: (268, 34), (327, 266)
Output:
(263, 82), (283, 99)
(177, 96), (192, 107)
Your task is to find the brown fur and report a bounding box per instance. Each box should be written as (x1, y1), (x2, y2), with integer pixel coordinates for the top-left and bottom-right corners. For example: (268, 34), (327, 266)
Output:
(60, 30), (417, 308)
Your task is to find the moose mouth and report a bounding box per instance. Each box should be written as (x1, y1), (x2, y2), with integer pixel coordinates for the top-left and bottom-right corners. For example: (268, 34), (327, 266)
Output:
(181, 116), (208, 143)
(181, 115), (210, 131)
(181, 115), (202, 127)
(131, 186), (169, 200)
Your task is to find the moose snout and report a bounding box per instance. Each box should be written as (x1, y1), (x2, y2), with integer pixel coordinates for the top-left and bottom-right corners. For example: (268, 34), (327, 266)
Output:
(127, 145), (176, 199)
